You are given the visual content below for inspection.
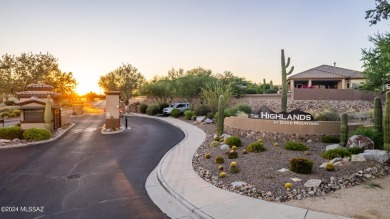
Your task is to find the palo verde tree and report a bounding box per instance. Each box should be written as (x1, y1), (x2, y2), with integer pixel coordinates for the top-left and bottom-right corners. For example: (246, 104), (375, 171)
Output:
(98, 63), (145, 104)
(281, 49), (294, 112)
(200, 80), (232, 113)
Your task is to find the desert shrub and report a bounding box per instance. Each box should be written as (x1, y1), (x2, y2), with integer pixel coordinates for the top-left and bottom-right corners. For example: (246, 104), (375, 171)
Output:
(194, 104), (211, 116)
(0, 126), (24, 140)
(215, 155), (225, 164)
(206, 112), (214, 119)
(231, 145), (238, 150)
(171, 108), (181, 118)
(9, 113), (17, 118)
(157, 102), (169, 114)
(347, 147), (365, 155)
(247, 142), (266, 153)
(146, 104), (160, 115)
(236, 104), (252, 114)
(322, 148), (351, 160)
(284, 141), (308, 151)
(210, 141), (220, 147)
(325, 163), (335, 171)
(289, 157), (313, 174)
(265, 89), (278, 94)
(191, 115), (197, 120)
(139, 104), (148, 113)
(227, 150), (238, 159)
(321, 135), (340, 143)
(1, 112), (10, 118)
(245, 88), (257, 94)
(4, 100), (15, 106)
(224, 107), (238, 117)
(204, 153), (211, 159)
(315, 110), (340, 121)
(23, 128), (51, 141)
(224, 136), (242, 147)
(353, 127), (381, 148)
(184, 110), (194, 120)
(11, 109), (21, 117)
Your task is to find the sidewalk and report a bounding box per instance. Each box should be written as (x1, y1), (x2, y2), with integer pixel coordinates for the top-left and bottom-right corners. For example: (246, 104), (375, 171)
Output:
(145, 115), (351, 219)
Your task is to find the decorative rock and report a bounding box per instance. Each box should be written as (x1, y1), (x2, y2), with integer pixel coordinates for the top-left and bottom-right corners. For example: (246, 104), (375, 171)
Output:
(303, 151), (310, 156)
(361, 150), (390, 164)
(319, 163), (328, 168)
(203, 118), (213, 124)
(290, 178), (302, 182)
(330, 158), (342, 164)
(351, 154), (367, 162)
(326, 144), (342, 151)
(304, 179), (322, 188)
(220, 134), (231, 140)
(0, 139), (11, 143)
(12, 138), (20, 143)
(220, 144), (229, 151)
(342, 157), (351, 162)
(333, 161), (343, 167)
(196, 116), (206, 123)
(231, 181), (247, 187)
(277, 168), (289, 173)
(347, 135), (374, 149)
(307, 139), (313, 143)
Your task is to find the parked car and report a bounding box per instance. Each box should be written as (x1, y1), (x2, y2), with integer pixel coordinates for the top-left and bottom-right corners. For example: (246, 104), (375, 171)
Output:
(163, 103), (190, 115)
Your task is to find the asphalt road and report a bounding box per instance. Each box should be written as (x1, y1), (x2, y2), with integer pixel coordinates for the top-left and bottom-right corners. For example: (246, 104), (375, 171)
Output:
(0, 115), (185, 219)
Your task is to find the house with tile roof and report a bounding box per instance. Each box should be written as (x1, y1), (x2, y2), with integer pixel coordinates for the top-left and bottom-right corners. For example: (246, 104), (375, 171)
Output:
(287, 65), (365, 90)
(17, 84), (62, 131)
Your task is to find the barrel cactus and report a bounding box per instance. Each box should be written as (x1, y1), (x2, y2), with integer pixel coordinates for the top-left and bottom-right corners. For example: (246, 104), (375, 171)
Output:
(339, 113), (348, 147)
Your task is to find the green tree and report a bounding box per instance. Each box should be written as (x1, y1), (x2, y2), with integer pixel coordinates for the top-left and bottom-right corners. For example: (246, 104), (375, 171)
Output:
(140, 80), (173, 103)
(361, 33), (390, 92)
(366, 0), (390, 25)
(174, 74), (214, 103)
(0, 52), (77, 97)
(98, 63), (145, 104)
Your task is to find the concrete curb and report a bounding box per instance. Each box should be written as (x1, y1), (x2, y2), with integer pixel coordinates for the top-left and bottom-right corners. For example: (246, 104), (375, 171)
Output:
(0, 123), (75, 150)
(101, 124), (127, 135)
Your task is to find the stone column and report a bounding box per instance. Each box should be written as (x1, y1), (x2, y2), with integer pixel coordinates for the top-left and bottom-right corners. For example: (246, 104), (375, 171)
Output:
(290, 80), (295, 90)
(341, 79), (346, 89)
(105, 91), (121, 130)
(308, 80), (312, 87)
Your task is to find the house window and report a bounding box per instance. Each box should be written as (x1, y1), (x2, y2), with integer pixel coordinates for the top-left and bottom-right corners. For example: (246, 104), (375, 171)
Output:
(24, 109), (44, 122)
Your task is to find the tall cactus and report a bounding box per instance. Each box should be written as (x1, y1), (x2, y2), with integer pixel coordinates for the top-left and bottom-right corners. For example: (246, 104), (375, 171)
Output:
(263, 78), (266, 94)
(44, 95), (52, 132)
(217, 95), (224, 136)
(374, 97), (383, 149)
(340, 113), (348, 147)
(384, 91), (390, 151)
(281, 49), (294, 112)
(270, 80), (273, 89)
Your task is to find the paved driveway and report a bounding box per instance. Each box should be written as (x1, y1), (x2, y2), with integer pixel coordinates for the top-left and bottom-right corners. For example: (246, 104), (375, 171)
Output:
(0, 115), (185, 219)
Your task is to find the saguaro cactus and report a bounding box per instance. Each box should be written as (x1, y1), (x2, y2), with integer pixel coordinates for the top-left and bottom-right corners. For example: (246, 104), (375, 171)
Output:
(374, 97), (383, 149)
(263, 78), (267, 94)
(384, 91), (390, 151)
(340, 113), (348, 147)
(44, 95), (52, 131)
(217, 95), (224, 136)
(281, 49), (294, 112)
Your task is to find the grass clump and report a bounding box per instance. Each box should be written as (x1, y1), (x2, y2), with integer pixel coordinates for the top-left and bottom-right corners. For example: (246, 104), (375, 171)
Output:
(224, 136), (242, 147)
(321, 135), (340, 143)
(246, 142), (266, 153)
(284, 141), (308, 151)
(289, 157), (313, 174)
(184, 110), (194, 120)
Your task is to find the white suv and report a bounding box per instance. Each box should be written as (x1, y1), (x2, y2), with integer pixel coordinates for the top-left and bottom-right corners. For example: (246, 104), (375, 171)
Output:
(163, 103), (190, 115)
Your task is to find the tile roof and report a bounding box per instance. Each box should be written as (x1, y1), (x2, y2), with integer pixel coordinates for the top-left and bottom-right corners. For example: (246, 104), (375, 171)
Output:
(288, 65), (364, 80)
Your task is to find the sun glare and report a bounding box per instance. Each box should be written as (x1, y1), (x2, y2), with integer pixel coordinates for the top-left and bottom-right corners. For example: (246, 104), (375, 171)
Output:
(76, 84), (102, 96)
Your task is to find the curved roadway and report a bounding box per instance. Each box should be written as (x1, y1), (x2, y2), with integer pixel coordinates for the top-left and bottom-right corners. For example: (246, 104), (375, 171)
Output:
(0, 115), (185, 219)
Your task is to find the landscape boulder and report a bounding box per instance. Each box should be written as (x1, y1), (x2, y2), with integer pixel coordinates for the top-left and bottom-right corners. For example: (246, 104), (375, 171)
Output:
(196, 116), (206, 123)
(351, 154), (367, 162)
(346, 135), (374, 150)
(361, 150), (390, 164)
(304, 179), (322, 188)
(326, 144), (342, 151)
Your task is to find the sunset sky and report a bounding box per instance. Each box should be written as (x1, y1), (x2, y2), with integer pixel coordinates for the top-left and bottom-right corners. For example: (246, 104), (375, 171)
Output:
(1, 0), (389, 95)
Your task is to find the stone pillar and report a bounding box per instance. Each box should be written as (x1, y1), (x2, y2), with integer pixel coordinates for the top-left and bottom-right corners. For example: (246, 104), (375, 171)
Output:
(290, 80), (295, 90)
(308, 80), (312, 87)
(105, 91), (121, 130)
(341, 79), (346, 89)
